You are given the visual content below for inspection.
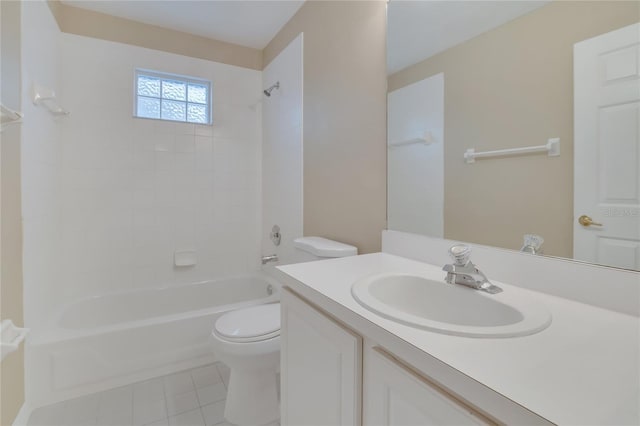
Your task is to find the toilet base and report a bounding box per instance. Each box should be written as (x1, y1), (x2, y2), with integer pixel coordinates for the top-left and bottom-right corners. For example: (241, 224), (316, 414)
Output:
(225, 367), (279, 425)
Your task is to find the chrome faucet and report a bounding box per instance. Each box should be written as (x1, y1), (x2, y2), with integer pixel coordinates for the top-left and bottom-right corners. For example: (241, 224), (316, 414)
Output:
(521, 234), (544, 255)
(261, 254), (279, 265)
(442, 244), (502, 294)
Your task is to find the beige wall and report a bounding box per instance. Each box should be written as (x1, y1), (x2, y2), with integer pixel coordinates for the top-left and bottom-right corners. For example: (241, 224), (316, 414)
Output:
(0, 0), (25, 423)
(388, 1), (639, 258)
(47, 0), (262, 70)
(264, 1), (388, 254)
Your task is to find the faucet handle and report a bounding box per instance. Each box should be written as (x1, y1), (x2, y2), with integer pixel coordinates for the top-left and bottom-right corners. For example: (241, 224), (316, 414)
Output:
(448, 244), (472, 266)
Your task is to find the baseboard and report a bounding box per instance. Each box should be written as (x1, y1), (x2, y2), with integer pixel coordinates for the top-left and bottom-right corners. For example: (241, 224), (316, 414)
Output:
(12, 402), (32, 426)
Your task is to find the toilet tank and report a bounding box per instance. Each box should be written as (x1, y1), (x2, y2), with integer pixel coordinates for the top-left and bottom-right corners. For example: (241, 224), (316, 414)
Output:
(293, 237), (358, 262)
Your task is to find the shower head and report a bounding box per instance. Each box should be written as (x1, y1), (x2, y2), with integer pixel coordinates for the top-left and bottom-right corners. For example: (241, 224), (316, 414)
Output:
(263, 82), (280, 97)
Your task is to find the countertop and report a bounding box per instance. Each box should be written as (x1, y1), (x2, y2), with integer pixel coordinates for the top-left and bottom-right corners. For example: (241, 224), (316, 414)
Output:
(277, 252), (640, 425)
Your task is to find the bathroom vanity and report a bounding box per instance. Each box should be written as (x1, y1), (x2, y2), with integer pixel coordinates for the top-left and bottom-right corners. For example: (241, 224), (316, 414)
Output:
(274, 234), (640, 425)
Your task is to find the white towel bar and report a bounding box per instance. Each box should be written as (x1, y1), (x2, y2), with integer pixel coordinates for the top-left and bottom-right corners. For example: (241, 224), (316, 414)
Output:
(464, 138), (559, 164)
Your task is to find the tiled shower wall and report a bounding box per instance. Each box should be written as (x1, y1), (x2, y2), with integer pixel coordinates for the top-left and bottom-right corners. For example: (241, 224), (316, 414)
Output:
(57, 34), (262, 304)
(21, 0), (64, 332)
(23, 22), (263, 329)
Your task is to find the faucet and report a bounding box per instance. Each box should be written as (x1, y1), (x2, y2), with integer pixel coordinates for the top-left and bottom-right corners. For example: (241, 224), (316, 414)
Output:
(521, 234), (544, 255)
(261, 254), (278, 265)
(442, 244), (502, 294)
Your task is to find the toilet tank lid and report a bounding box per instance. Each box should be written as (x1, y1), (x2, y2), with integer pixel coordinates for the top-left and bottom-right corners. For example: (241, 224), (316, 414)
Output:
(294, 237), (358, 258)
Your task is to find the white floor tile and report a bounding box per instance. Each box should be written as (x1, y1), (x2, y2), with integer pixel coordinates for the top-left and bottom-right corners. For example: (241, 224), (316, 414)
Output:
(133, 398), (167, 426)
(195, 383), (226, 406)
(27, 401), (67, 426)
(191, 365), (222, 389)
(164, 371), (195, 396)
(166, 390), (199, 417)
(64, 393), (100, 425)
(168, 408), (205, 426)
(97, 409), (133, 426)
(27, 366), (248, 426)
(214, 364), (230, 388)
(134, 378), (166, 405)
(64, 413), (99, 426)
(99, 385), (133, 416)
(145, 419), (169, 426)
(200, 401), (225, 426)
(215, 363), (230, 375)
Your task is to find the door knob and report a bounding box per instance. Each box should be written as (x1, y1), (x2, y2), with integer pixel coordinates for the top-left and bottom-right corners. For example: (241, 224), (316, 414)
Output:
(578, 215), (603, 227)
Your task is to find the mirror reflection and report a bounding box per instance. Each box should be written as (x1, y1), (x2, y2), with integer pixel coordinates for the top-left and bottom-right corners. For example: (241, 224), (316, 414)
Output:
(387, 0), (640, 271)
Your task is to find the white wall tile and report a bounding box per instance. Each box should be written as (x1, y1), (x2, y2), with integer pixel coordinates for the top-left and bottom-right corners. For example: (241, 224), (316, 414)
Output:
(22, 26), (262, 330)
(156, 151), (175, 171)
(154, 133), (175, 152)
(194, 136), (213, 153)
(21, 0), (64, 327)
(175, 134), (196, 152)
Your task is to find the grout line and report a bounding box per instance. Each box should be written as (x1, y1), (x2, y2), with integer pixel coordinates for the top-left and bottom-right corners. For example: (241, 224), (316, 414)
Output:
(161, 373), (170, 422)
(38, 366), (225, 426)
(130, 384), (135, 426)
(190, 366), (204, 407)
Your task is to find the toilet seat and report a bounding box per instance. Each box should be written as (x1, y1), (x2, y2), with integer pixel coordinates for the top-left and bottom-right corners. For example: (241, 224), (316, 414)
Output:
(214, 303), (280, 343)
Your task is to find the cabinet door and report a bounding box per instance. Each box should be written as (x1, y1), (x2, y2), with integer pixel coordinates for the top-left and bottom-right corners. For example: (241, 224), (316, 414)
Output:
(281, 289), (362, 426)
(363, 346), (495, 426)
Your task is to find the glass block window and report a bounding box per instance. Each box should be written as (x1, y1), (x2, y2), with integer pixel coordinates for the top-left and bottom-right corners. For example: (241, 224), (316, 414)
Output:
(135, 69), (212, 125)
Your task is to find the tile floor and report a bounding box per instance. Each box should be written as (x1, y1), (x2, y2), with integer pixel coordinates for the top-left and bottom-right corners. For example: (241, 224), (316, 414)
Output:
(27, 362), (279, 426)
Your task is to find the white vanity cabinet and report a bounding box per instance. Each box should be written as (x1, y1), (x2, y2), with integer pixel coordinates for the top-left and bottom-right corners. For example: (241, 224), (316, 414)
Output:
(280, 289), (362, 426)
(363, 346), (494, 426)
(281, 288), (497, 426)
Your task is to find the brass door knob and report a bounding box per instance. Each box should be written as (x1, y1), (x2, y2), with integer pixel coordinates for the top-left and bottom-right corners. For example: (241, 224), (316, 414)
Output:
(578, 215), (603, 227)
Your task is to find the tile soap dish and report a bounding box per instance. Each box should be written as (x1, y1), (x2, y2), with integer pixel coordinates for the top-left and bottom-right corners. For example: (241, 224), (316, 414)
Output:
(1, 319), (29, 361)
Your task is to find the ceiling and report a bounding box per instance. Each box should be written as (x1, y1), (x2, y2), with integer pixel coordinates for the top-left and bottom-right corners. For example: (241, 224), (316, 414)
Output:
(61, 0), (305, 49)
(387, 1), (550, 74)
(62, 1), (549, 71)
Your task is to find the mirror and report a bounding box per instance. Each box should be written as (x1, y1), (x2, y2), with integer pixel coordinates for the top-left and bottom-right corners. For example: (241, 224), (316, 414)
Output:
(386, 1), (640, 271)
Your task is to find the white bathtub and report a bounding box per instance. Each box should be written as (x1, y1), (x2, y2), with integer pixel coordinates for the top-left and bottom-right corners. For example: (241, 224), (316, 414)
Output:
(27, 274), (280, 408)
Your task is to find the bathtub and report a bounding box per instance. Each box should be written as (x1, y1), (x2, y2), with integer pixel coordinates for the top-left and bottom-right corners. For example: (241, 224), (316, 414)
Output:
(27, 274), (280, 408)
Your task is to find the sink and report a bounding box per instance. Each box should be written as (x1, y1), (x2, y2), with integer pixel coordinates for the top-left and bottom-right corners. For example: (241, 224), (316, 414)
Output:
(351, 273), (551, 338)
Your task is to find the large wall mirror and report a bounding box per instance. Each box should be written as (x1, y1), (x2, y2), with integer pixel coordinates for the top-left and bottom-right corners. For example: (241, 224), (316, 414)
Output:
(387, 0), (640, 271)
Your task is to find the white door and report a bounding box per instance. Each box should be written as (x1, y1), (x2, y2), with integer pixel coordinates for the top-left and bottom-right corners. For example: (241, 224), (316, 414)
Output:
(363, 346), (493, 425)
(280, 289), (362, 426)
(574, 23), (640, 270)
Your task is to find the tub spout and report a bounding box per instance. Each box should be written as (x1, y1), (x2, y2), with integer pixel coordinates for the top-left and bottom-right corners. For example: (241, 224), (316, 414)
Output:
(261, 254), (278, 265)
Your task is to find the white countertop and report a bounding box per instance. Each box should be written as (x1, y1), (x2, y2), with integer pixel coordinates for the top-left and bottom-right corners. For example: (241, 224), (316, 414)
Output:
(278, 253), (640, 425)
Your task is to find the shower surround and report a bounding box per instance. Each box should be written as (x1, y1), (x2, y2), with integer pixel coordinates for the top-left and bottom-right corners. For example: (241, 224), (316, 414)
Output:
(21, 0), (264, 409)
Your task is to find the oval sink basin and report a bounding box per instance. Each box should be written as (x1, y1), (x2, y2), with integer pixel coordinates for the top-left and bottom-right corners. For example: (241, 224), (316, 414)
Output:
(351, 273), (551, 338)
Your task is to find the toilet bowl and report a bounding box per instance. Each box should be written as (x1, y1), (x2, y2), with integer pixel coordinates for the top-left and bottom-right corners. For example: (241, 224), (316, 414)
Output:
(211, 303), (281, 425)
(210, 237), (357, 425)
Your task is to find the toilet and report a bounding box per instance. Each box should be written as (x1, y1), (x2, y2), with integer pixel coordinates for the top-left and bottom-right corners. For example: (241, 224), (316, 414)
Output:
(210, 237), (357, 425)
